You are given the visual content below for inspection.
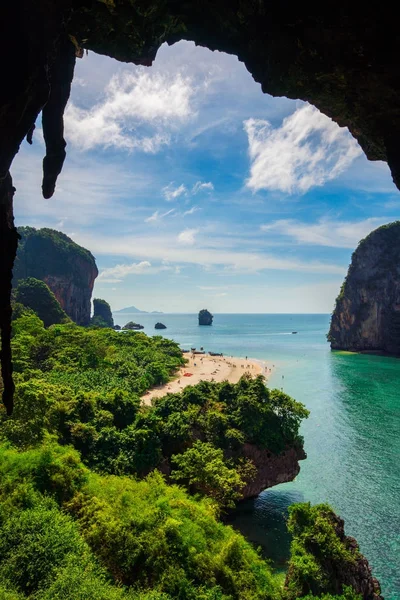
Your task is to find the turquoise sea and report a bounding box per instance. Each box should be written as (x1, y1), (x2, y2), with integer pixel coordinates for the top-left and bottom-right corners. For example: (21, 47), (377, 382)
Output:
(113, 312), (400, 599)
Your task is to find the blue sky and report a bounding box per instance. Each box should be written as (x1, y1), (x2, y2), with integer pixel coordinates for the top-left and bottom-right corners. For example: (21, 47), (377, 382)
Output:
(11, 41), (400, 313)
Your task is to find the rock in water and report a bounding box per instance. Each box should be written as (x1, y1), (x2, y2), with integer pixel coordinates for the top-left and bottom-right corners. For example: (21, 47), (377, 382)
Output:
(13, 227), (98, 326)
(122, 321), (144, 330)
(154, 322), (166, 329)
(198, 309), (213, 326)
(329, 221), (400, 354)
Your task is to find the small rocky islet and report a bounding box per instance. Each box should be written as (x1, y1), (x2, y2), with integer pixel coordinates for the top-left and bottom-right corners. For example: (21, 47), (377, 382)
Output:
(198, 308), (213, 326)
(122, 321), (144, 330)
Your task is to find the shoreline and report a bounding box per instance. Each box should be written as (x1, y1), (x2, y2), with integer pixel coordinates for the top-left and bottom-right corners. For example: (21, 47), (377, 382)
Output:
(142, 353), (273, 405)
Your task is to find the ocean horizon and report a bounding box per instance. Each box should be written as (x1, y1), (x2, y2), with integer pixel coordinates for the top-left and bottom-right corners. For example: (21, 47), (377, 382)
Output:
(113, 311), (400, 599)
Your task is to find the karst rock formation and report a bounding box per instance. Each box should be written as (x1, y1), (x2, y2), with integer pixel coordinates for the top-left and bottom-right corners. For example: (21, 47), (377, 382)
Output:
(329, 221), (400, 354)
(14, 227), (98, 326)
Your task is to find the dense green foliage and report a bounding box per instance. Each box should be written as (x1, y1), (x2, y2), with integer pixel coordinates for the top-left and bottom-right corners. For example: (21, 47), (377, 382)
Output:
(13, 226), (97, 287)
(285, 503), (364, 600)
(0, 442), (279, 599)
(4, 312), (308, 507)
(91, 298), (114, 328)
(13, 278), (70, 327)
(170, 441), (255, 509)
(0, 309), (365, 599)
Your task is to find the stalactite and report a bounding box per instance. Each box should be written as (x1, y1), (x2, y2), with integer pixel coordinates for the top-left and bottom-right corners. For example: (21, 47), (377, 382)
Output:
(0, 173), (19, 415)
(41, 37), (76, 199)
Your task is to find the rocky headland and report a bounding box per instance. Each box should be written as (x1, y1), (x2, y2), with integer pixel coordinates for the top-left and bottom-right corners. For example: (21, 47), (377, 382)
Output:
(240, 443), (306, 499)
(13, 227), (98, 326)
(329, 221), (400, 354)
(285, 504), (383, 600)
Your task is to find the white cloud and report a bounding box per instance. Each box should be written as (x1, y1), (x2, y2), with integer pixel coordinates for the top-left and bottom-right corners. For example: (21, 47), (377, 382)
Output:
(198, 286), (228, 291)
(177, 228), (199, 245)
(244, 104), (362, 194)
(183, 206), (201, 216)
(261, 217), (391, 248)
(12, 146), (153, 226)
(75, 231), (345, 275)
(65, 71), (195, 152)
(98, 261), (152, 282)
(163, 183), (187, 201)
(192, 181), (214, 194)
(145, 208), (175, 222)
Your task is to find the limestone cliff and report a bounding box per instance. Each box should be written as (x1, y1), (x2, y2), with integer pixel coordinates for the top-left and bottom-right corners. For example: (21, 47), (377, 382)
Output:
(329, 221), (400, 354)
(13, 227), (98, 326)
(240, 443), (306, 500)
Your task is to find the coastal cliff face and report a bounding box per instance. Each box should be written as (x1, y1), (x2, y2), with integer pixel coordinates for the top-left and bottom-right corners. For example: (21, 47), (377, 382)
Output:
(329, 222), (400, 354)
(285, 505), (382, 600)
(240, 443), (306, 499)
(13, 227), (98, 326)
(160, 443), (306, 501)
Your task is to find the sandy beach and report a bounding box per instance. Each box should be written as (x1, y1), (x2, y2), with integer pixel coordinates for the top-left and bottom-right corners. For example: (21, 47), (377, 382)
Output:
(142, 353), (273, 405)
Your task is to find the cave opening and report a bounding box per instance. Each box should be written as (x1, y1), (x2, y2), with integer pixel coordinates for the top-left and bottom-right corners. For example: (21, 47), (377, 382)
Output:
(3, 24), (399, 414)
(1, 6), (399, 596)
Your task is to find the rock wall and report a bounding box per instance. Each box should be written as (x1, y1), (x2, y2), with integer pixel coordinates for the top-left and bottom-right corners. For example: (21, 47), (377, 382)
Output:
(240, 443), (306, 499)
(329, 221), (400, 354)
(13, 227), (98, 326)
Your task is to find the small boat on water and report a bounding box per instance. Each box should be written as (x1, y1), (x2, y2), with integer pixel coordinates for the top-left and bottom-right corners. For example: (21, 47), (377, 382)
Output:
(292, 331), (298, 334)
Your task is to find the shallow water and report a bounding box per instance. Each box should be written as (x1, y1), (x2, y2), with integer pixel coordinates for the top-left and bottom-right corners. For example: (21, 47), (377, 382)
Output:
(114, 312), (400, 598)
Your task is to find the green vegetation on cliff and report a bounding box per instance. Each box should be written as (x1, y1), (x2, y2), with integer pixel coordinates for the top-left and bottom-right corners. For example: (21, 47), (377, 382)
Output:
(285, 503), (373, 600)
(4, 309), (308, 509)
(14, 226), (97, 285)
(13, 278), (70, 327)
(13, 226), (99, 325)
(0, 307), (374, 599)
(0, 443), (277, 599)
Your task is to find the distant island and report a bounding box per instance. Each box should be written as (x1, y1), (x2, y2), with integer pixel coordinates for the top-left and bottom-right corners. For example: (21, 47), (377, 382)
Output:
(114, 305), (163, 314)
